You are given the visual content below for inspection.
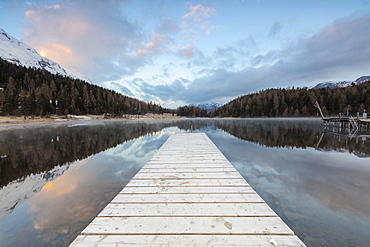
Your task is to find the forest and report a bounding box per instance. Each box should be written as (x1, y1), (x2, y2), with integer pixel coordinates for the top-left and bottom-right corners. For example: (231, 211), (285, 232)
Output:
(176, 105), (208, 117)
(0, 58), (170, 116)
(2, 57), (370, 118)
(209, 81), (370, 118)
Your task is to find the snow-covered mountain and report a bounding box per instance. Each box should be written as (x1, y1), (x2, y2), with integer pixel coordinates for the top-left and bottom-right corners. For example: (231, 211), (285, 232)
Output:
(189, 102), (220, 113)
(312, 76), (370, 89)
(0, 28), (90, 83)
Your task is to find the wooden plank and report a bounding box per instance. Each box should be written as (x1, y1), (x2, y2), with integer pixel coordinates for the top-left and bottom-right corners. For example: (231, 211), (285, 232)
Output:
(143, 163), (234, 168)
(98, 203), (278, 217)
(71, 235), (305, 246)
(81, 216), (295, 235)
(69, 133), (305, 247)
(110, 193), (265, 203)
(126, 178), (250, 187)
(119, 186), (254, 194)
(133, 172), (244, 180)
(139, 168), (237, 173)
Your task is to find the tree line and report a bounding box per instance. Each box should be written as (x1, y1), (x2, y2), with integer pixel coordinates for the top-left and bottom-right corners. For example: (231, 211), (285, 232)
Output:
(210, 82), (370, 118)
(0, 58), (170, 116)
(2, 57), (370, 118)
(176, 105), (207, 117)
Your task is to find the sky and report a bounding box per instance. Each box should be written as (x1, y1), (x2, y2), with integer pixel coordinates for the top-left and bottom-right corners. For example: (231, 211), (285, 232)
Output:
(1, 0), (370, 108)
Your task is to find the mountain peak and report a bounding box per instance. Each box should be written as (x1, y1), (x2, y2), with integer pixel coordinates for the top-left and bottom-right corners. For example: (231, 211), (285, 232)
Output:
(312, 76), (370, 89)
(0, 28), (90, 83)
(189, 102), (220, 113)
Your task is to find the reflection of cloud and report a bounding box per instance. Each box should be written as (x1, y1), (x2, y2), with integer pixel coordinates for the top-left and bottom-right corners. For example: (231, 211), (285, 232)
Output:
(26, 132), (169, 241)
(216, 134), (370, 217)
(42, 181), (77, 196)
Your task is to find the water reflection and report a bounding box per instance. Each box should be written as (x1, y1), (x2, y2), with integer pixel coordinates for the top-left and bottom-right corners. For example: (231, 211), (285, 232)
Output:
(0, 128), (171, 247)
(0, 121), (179, 220)
(198, 120), (370, 247)
(181, 119), (370, 156)
(0, 119), (369, 247)
(0, 121), (176, 188)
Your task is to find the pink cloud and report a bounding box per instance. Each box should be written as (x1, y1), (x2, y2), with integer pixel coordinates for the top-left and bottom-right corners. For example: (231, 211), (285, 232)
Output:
(159, 100), (176, 105)
(178, 45), (203, 59)
(182, 4), (216, 22)
(135, 33), (170, 58)
(181, 4), (218, 35)
(22, 0), (144, 82)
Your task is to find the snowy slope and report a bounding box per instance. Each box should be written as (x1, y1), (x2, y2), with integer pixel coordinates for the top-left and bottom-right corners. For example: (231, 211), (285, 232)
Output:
(0, 28), (90, 83)
(189, 102), (220, 113)
(313, 76), (370, 89)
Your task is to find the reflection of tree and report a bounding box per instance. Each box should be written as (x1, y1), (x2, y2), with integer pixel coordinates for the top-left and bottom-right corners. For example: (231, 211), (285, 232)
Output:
(212, 119), (323, 148)
(2, 119), (369, 188)
(177, 119), (370, 156)
(0, 121), (175, 188)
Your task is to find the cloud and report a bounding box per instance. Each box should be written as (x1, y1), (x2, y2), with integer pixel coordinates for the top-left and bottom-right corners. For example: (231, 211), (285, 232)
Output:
(276, 15), (370, 81)
(21, 1), (370, 107)
(135, 33), (172, 59)
(182, 4), (217, 21)
(156, 17), (180, 34)
(120, 15), (370, 106)
(182, 3), (218, 34)
(178, 45), (204, 59)
(268, 22), (283, 37)
(22, 0), (144, 82)
(110, 82), (135, 97)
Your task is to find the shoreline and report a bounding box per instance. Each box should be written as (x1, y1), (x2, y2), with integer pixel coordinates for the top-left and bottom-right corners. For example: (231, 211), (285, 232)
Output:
(0, 114), (181, 131)
(0, 115), (323, 131)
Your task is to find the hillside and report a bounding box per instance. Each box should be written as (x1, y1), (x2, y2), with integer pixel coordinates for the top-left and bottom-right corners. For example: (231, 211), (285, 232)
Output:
(0, 58), (168, 116)
(0, 28), (89, 82)
(313, 76), (370, 89)
(210, 80), (370, 118)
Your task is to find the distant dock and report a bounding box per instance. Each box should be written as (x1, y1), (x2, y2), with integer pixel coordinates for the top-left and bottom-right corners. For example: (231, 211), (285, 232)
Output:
(315, 101), (370, 131)
(70, 133), (305, 246)
(322, 116), (370, 131)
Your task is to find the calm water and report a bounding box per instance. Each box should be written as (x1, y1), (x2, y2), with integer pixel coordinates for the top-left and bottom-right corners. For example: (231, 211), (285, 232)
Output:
(0, 119), (369, 246)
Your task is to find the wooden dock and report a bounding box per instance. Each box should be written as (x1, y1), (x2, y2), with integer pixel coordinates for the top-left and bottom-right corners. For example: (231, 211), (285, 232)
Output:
(70, 133), (305, 246)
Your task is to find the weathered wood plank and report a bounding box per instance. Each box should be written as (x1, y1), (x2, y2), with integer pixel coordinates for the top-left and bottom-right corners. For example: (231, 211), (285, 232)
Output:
(139, 167), (237, 173)
(119, 186), (254, 194)
(71, 235), (305, 246)
(126, 178), (250, 187)
(143, 163), (234, 168)
(110, 193), (265, 203)
(69, 133), (305, 247)
(133, 172), (244, 179)
(81, 216), (295, 235)
(98, 203), (278, 217)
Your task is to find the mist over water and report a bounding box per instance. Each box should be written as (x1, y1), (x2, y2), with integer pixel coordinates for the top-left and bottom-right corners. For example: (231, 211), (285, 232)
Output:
(0, 119), (369, 246)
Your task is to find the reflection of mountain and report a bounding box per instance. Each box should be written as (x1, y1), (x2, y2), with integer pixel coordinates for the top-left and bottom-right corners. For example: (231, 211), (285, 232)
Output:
(0, 121), (175, 188)
(1, 119), (368, 221)
(2, 119), (366, 189)
(0, 121), (181, 219)
(0, 160), (86, 221)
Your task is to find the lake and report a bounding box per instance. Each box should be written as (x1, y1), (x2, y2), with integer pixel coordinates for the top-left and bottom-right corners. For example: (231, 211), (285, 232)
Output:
(0, 118), (369, 246)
